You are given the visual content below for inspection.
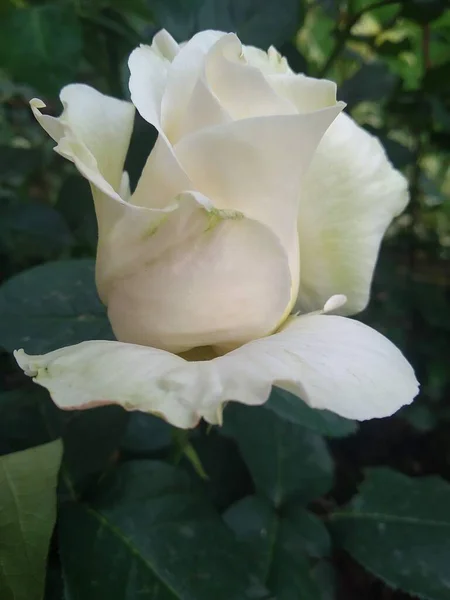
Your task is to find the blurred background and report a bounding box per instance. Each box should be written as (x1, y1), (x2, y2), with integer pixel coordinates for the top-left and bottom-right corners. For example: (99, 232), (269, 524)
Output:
(0, 0), (449, 598)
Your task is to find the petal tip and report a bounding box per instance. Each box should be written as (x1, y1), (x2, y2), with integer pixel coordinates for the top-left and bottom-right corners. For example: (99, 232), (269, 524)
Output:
(30, 98), (46, 110)
(14, 349), (37, 377)
(323, 294), (347, 313)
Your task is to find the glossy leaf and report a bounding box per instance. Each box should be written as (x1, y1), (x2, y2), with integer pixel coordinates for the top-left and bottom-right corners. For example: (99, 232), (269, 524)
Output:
(0, 202), (73, 262)
(121, 412), (173, 457)
(401, 0), (448, 24)
(331, 468), (450, 600)
(56, 176), (97, 252)
(223, 403), (334, 506)
(0, 4), (82, 94)
(339, 63), (398, 109)
(224, 495), (330, 599)
(266, 388), (357, 438)
(0, 386), (61, 455)
(59, 460), (271, 600)
(58, 405), (129, 501)
(0, 440), (63, 600)
(0, 259), (113, 354)
(150, 0), (303, 47)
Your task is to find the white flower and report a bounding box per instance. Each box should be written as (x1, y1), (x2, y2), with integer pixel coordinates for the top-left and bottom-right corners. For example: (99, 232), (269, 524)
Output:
(15, 29), (418, 428)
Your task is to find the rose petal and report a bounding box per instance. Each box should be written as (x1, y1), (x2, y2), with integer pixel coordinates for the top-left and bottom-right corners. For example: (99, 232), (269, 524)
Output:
(215, 312), (419, 421)
(15, 343), (199, 429)
(152, 29), (180, 61)
(205, 34), (295, 120)
(175, 104), (344, 307)
(15, 311), (418, 429)
(296, 112), (409, 315)
(31, 85), (134, 201)
(268, 73), (338, 113)
(128, 43), (169, 131)
(161, 30), (228, 142)
(130, 134), (193, 209)
(98, 191), (292, 353)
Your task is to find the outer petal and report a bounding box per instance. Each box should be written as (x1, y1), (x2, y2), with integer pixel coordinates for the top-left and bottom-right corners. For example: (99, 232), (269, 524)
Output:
(175, 106), (344, 307)
(14, 343), (199, 429)
(30, 85), (135, 236)
(98, 191), (292, 353)
(15, 312), (418, 428)
(31, 85), (134, 199)
(296, 112), (409, 315)
(213, 314), (418, 421)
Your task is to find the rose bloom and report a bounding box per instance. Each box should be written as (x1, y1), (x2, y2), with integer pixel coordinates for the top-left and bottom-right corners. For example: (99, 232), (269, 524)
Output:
(15, 30), (418, 428)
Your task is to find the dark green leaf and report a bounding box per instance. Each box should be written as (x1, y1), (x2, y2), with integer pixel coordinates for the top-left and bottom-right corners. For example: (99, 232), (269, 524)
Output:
(0, 4), (83, 95)
(150, 0), (303, 47)
(266, 388), (357, 438)
(331, 468), (450, 600)
(125, 112), (158, 192)
(0, 439), (63, 600)
(312, 561), (337, 600)
(0, 146), (42, 179)
(0, 201), (73, 261)
(59, 460), (271, 599)
(339, 63), (398, 109)
(399, 402), (437, 433)
(0, 385), (61, 455)
(0, 259), (113, 354)
(225, 495), (330, 599)
(401, 0), (448, 24)
(56, 176), (97, 251)
(188, 430), (251, 511)
(376, 135), (414, 169)
(0, 383), (127, 501)
(58, 406), (129, 501)
(223, 403), (334, 506)
(121, 412), (173, 456)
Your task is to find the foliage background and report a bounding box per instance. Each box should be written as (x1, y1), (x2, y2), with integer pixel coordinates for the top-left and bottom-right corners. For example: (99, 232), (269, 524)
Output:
(0, 0), (449, 599)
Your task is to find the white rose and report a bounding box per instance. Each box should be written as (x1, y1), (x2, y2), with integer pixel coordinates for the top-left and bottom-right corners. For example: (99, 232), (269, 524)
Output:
(15, 30), (418, 428)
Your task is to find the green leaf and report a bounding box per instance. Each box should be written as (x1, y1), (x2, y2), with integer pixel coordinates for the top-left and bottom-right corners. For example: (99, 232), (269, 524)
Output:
(0, 384), (128, 502)
(0, 386), (61, 455)
(224, 495), (330, 599)
(331, 468), (450, 600)
(223, 403), (334, 506)
(340, 63), (398, 109)
(401, 0), (448, 24)
(150, 0), (303, 47)
(266, 388), (357, 438)
(121, 412), (173, 457)
(0, 439), (63, 600)
(312, 561), (337, 600)
(0, 259), (113, 354)
(0, 145), (42, 179)
(373, 134), (414, 169)
(58, 406), (129, 501)
(0, 201), (73, 262)
(187, 430), (251, 511)
(0, 4), (83, 95)
(59, 460), (271, 599)
(56, 176), (97, 252)
(0, 382), (128, 504)
(399, 402), (437, 433)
